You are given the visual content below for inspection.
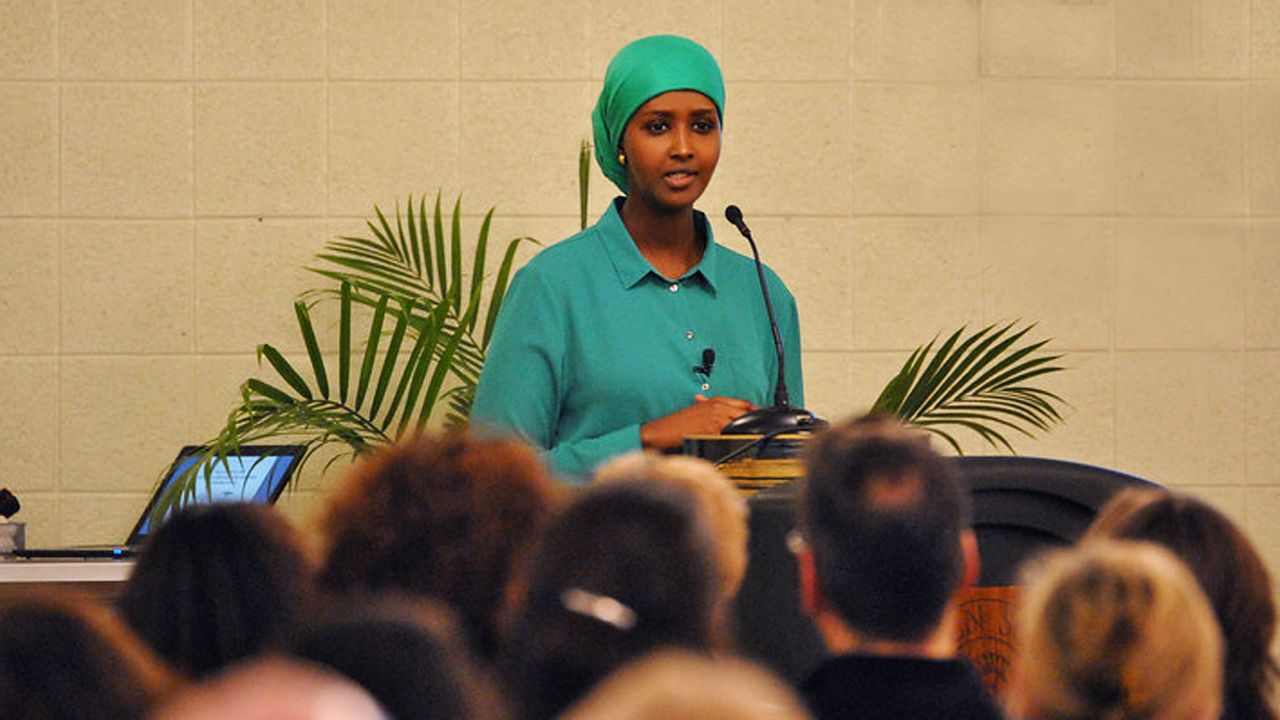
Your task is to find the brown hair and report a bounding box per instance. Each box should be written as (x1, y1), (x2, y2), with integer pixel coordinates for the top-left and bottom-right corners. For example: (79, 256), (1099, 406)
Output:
(319, 431), (559, 659)
(1086, 489), (1278, 720)
(0, 591), (179, 720)
(1011, 540), (1223, 720)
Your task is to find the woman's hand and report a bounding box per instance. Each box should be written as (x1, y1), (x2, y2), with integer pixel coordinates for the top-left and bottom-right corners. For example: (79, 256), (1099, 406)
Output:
(640, 395), (756, 450)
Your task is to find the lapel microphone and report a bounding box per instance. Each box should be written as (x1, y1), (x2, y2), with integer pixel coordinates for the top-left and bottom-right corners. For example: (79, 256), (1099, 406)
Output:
(693, 348), (716, 377)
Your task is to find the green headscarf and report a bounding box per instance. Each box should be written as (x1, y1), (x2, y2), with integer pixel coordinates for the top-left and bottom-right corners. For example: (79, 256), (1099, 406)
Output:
(592, 35), (725, 195)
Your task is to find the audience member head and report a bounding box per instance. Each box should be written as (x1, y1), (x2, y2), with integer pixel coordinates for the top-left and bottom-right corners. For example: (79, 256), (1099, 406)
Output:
(290, 597), (506, 720)
(1009, 540), (1223, 720)
(151, 656), (387, 720)
(118, 502), (314, 678)
(561, 649), (814, 720)
(319, 431), (559, 659)
(0, 591), (177, 720)
(595, 451), (749, 601)
(504, 479), (718, 720)
(798, 415), (977, 648)
(1086, 488), (1278, 720)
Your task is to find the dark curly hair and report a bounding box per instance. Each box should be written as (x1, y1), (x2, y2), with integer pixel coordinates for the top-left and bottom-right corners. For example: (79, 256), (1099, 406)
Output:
(318, 432), (559, 660)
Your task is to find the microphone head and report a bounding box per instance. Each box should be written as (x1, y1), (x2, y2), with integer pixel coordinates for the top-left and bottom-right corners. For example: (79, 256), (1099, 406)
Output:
(724, 205), (743, 226)
(702, 348), (716, 367)
(0, 488), (19, 519)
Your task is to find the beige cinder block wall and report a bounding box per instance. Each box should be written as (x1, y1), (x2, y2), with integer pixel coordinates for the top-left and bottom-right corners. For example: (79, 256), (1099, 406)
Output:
(1, 0), (1277, 578)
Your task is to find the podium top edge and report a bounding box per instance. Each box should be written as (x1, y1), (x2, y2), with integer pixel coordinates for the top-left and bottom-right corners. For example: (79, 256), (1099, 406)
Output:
(683, 434), (815, 440)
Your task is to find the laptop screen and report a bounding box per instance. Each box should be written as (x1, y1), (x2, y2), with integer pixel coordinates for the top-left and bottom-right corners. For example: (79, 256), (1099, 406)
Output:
(128, 445), (304, 544)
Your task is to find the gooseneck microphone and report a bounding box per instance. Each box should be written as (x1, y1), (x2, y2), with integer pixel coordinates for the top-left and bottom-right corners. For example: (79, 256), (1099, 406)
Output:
(725, 205), (788, 408)
(720, 205), (827, 437)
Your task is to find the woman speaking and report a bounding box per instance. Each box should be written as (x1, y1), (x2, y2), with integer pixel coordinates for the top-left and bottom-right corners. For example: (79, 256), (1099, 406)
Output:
(471, 35), (804, 481)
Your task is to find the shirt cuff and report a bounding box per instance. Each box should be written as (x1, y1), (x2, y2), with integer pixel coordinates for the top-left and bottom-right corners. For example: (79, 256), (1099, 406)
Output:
(546, 423), (643, 485)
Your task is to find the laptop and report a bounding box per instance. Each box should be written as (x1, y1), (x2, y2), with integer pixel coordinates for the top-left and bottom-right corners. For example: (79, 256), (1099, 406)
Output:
(14, 444), (305, 560)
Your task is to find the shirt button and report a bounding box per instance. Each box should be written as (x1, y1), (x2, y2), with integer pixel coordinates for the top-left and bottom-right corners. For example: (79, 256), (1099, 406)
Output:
(685, 331), (694, 340)
(701, 383), (711, 391)
(669, 283), (679, 293)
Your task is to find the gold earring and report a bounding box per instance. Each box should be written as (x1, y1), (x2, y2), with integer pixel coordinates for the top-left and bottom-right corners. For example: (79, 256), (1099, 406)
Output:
(617, 152), (627, 166)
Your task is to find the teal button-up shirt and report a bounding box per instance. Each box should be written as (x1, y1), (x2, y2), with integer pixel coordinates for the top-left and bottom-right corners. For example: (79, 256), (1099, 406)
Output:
(471, 199), (804, 481)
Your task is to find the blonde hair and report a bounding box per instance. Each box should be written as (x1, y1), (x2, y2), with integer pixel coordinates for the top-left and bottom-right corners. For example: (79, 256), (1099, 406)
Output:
(560, 649), (812, 720)
(1010, 540), (1223, 720)
(595, 452), (748, 601)
(1082, 488), (1167, 540)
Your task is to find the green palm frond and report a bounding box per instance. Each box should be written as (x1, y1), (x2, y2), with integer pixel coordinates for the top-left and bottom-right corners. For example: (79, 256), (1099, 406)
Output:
(870, 322), (1067, 454)
(305, 192), (537, 384)
(154, 282), (474, 514)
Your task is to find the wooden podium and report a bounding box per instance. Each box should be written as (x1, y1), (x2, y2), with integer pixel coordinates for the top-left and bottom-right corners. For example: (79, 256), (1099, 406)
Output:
(682, 433), (808, 494)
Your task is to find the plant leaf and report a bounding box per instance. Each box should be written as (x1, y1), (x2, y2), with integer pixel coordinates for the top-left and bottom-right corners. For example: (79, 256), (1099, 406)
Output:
(869, 344), (925, 415)
(450, 195), (463, 312)
(374, 205), (400, 261)
(338, 282), (351, 404)
(395, 302), (450, 434)
(433, 192), (448, 299)
(469, 208), (493, 334)
(419, 194), (433, 289)
(870, 323), (1067, 452)
(368, 300), (413, 420)
(897, 326), (969, 418)
(257, 344), (312, 400)
(419, 285), (482, 424)
(294, 300), (329, 400)
(406, 195), (422, 277)
(354, 294), (389, 412)
(482, 236), (537, 348)
(243, 378), (296, 406)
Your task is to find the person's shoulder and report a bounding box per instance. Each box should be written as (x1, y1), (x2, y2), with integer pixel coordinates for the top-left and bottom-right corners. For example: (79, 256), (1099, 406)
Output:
(518, 223), (607, 281)
(713, 243), (795, 300)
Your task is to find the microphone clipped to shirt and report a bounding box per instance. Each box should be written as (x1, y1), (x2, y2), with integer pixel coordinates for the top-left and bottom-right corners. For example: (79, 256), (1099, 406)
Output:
(693, 348), (716, 378)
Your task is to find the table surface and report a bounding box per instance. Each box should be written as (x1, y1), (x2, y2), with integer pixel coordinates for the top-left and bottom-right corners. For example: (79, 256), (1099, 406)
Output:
(0, 558), (134, 582)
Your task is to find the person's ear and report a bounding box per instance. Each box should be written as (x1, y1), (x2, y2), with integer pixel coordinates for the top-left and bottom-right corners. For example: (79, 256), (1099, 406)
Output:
(960, 529), (981, 591)
(797, 547), (823, 617)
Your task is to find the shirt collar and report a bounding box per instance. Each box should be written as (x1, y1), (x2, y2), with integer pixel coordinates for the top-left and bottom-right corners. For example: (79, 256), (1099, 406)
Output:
(598, 197), (721, 293)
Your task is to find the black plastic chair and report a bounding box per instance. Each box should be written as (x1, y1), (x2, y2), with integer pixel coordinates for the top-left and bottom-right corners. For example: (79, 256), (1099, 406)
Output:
(731, 456), (1160, 683)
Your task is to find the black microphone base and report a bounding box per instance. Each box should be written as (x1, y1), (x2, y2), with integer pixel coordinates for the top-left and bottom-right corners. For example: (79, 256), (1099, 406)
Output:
(720, 405), (828, 436)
